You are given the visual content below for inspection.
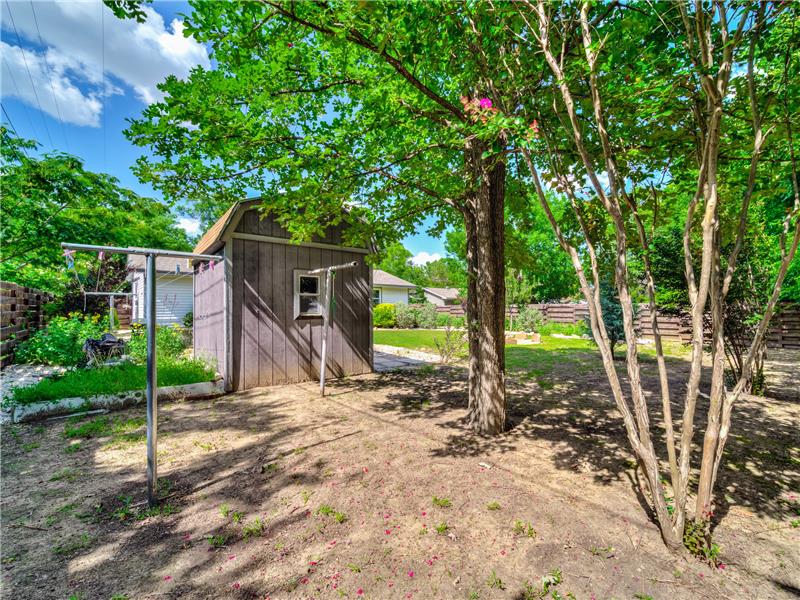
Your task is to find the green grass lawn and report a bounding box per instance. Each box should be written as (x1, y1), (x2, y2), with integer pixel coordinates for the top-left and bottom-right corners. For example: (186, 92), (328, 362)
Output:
(374, 328), (594, 354)
(373, 328), (689, 389)
(10, 359), (216, 406)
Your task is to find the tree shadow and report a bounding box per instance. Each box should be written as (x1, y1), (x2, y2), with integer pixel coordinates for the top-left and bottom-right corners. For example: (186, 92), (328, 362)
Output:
(344, 346), (800, 530)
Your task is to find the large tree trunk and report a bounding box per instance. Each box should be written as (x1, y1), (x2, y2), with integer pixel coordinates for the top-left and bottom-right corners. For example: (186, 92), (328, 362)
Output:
(464, 137), (506, 435)
(464, 209), (481, 427)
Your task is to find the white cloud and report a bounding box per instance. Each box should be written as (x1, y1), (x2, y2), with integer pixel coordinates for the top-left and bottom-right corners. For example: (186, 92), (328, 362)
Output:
(1, 40), (108, 126)
(411, 252), (442, 266)
(178, 217), (201, 236)
(0, 1), (209, 126)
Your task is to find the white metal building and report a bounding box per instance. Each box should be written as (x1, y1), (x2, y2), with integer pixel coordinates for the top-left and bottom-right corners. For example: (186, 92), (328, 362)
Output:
(128, 254), (194, 325)
(371, 269), (416, 305)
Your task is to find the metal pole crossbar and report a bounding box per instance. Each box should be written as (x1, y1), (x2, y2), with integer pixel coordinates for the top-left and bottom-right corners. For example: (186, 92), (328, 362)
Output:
(308, 261), (358, 397)
(62, 242), (220, 507)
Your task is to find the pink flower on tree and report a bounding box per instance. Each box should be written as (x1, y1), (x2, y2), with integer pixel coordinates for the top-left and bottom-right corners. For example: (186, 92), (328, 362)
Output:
(479, 98), (493, 109)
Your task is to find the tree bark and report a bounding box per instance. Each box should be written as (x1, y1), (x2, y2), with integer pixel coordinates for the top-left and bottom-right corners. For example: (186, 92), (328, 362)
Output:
(464, 136), (506, 435)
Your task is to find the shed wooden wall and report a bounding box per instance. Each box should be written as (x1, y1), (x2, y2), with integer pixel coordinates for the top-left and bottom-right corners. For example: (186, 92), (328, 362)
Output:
(194, 261), (226, 380)
(227, 209), (372, 391)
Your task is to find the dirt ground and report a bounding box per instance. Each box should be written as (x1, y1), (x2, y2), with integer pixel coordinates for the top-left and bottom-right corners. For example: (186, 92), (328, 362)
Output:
(1, 349), (798, 600)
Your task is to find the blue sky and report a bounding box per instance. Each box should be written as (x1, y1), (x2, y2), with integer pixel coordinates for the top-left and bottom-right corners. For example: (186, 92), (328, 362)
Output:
(0, 0), (445, 261)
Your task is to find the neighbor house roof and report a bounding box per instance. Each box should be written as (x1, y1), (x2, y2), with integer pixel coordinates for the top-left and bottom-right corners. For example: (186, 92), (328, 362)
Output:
(372, 269), (416, 288)
(127, 253), (198, 274)
(424, 287), (460, 301)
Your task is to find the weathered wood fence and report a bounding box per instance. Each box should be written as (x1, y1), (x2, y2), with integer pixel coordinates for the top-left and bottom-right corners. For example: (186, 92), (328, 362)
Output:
(1, 281), (53, 366)
(434, 302), (800, 349)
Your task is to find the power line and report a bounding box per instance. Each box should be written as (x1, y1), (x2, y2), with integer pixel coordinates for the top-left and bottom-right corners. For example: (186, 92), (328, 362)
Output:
(28, 0), (70, 153)
(4, 0), (53, 148)
(1, 103), (31, 158)
(1, 55), (39, 138)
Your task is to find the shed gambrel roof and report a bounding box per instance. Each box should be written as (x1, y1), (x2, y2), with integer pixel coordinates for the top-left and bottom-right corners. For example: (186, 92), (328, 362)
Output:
(372, 269), (416, 288)
(193, 202), (247, 255)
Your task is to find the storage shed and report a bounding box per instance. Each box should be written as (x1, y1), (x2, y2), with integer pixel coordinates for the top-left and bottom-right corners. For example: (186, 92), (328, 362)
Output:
(192, 200), (373, 392)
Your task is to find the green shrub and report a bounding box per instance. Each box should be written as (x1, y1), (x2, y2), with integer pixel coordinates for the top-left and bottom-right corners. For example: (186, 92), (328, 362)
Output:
(587, 283), (638, 357)
(373, 303), (397, 328)
(435, 313), (465, 328)
(416, 303), (438, 328)
(395, 304), (417, 328)
(515, 306), (545, 333)
(538, 321), (588, 336)
(16, 313), (109, 366)
(182, 311), (193, 328)
(127, 324), (186, 363)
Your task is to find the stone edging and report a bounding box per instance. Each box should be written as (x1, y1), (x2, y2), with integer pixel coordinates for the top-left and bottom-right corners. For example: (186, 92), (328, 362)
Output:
(5, 379), (225, 424)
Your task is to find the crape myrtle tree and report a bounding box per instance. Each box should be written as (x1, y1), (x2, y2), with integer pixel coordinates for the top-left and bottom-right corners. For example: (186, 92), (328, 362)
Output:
(108, 1), (548, 434)
(508, 1), (799, 552)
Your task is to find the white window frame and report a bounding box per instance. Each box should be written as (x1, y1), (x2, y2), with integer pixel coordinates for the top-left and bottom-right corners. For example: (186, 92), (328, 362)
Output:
(293, 270), (324, 318)
(372, 288), (382, 306)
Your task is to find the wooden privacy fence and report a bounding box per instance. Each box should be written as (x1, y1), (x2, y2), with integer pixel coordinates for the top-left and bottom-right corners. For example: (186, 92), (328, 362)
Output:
(434, 302), (800, 350)
(1, 281), (53, 366)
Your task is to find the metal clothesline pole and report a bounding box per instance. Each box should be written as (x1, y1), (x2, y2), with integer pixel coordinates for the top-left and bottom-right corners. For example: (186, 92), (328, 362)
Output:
(62, 242), (220, 507)
(308, 261), (359, 397)
(83, 291), (130, 333)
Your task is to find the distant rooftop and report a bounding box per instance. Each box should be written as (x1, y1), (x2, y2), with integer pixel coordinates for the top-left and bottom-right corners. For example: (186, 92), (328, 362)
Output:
(424, 287), (460, 300)
(127, 253), (198, 274)
(373, 269), (416, 288)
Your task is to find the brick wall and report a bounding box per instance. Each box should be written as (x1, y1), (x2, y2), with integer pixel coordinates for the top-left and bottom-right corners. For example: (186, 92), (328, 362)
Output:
(0, 281), (53, 366)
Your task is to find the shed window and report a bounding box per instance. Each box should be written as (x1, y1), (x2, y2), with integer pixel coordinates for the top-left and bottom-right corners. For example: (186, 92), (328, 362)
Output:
(372, 288), (381, 305)
(294, 270), (323, 318)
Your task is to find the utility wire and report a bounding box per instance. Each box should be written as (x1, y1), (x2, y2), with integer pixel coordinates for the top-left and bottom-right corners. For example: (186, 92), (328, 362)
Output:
(4, 0), (53, 148)
(28, 0), (70, 153)
(2, 55), (39, 141)
(1, 103), (31, 159)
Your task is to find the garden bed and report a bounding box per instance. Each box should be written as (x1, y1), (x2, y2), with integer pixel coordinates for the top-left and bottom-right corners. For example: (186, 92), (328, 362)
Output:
(7, 360), (216, 406)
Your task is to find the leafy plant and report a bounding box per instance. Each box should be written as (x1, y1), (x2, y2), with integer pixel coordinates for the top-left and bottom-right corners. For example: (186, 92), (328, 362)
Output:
(182, 311), (193, 328)
(486, 570), (505, 590)
(434, 521), (449, 534)
(316, 504), (347, 523)
(416, 303), (438, 328)
(242, 517), (265, 540)
(395, 304), (418, 329)
(432, 496), (452, 508)
(206, 534), (227, 548)
(373, 303), (397, 328)
(515, 306), (545, 333)
(513, 519), (536, 538)
(15, 313), (108, 366)
(434, 323), (467, 364)
(683, 520), (721, 566)
(127, 323), (186, 362)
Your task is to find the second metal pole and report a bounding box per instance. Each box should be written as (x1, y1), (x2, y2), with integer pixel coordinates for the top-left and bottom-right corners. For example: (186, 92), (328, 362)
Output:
(145, 253), (158, 506)
(319, 269), (333, 397)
